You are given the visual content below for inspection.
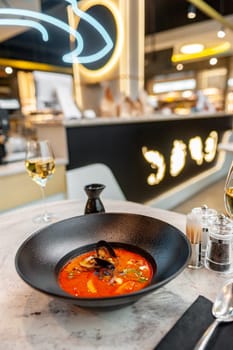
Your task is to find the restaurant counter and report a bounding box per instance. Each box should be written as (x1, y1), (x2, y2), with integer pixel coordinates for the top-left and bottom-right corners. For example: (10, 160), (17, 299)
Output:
(0, 199), (229, 350)
(33, 112), (233, 209)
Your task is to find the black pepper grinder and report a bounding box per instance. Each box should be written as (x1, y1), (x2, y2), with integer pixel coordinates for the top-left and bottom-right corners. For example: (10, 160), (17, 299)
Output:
(84, 183), (106, 214)
(205, 213), (233, 273)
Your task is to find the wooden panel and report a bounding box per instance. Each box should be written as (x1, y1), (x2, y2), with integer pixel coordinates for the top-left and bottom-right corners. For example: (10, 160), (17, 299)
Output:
(0, 164), (66, 212)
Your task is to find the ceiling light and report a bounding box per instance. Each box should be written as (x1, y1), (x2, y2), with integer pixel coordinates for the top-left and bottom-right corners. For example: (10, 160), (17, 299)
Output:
(218, 0), (226, 39)
(182, 90), (193, 98)
(203, 88), (220, 95)
(209, 57), (218, 66)
(153, 79), (196, 94)
(180, 43), (204, 54)
(217, 27), (226, 38)
(172, 42), (231, 63)
(187, 4), (196, 19)
(176, 63), (183, 71)
(228, 78), (233, 87)
(5, 66), (13, 74)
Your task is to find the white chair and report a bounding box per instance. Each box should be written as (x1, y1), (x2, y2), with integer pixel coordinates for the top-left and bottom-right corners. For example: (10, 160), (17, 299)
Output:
(66, 163), (126, 201)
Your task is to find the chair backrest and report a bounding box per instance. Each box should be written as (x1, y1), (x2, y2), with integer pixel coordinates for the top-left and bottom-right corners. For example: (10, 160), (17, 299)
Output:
(66, 163), (126, 201)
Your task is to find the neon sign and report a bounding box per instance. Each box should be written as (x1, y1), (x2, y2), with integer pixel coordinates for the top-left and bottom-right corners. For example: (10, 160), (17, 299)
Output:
(170, 140), (187, 177)
(0, 0), (115, 64)
(0, 18), (49, 41)
(204, 131), (218, 162)
(189, 136), (204, 165)
(69, 0), (124, 81)
(142, 131), (218, 186)
(142, 147), (166, 185)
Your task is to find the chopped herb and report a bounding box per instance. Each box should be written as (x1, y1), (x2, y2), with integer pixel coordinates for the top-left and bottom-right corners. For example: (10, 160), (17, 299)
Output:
(138, 277), (149, 282)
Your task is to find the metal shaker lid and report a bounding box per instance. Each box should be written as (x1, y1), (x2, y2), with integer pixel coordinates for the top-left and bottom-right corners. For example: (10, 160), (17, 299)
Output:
(208, 213), (233, 239)
(192, 205), (217, 219)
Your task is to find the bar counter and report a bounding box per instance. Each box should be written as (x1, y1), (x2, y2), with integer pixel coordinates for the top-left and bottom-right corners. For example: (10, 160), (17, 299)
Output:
(30, 111), (233, 126)
(0, 199), (229, 350)
(33, 112), (233, 209)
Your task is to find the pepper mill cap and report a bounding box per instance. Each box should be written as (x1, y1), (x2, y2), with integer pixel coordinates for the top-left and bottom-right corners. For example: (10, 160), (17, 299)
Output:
(209, 213), (233, 239)
(192, 205), (217, 220)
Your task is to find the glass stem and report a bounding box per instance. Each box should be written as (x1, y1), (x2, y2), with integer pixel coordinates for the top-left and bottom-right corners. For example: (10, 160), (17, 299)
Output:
(40, 185), (48, 220)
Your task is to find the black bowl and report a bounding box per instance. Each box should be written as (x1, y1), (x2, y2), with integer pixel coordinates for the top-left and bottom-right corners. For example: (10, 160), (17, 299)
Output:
(15, 212), (191, 308)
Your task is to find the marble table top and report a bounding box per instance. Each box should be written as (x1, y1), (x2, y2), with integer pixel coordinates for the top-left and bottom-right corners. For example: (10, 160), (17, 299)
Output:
(0, 199), (230, 350)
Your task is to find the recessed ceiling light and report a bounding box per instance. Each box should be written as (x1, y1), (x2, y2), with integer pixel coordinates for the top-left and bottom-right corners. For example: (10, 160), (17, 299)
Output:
(217, 27), (226, 38)
(209, 57), (218, 66)
(176, 63), (183, 71)
(180, 43), (204, 54)
(5, 66), (13, 74)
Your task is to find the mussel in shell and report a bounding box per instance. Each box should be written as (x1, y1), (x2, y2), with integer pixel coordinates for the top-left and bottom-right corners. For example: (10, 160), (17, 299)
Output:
(94, 257), (115, 270)
(79, 240), (116, 271)
(96, 240), (117, 258)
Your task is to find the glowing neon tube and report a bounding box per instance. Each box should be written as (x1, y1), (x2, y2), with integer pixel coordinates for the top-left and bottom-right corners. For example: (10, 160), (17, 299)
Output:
(0, 0), (114, 64)
(65, 0), (113, 64)
(0, 18), (48, 41)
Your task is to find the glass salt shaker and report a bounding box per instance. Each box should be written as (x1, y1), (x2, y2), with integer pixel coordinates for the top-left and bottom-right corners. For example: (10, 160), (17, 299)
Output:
(191, 205), (217, 258)
(205, 214), (233, 274)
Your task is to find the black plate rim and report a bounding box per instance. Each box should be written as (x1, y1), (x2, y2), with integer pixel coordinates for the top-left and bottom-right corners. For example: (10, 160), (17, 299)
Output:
(15, 212), (191, 302)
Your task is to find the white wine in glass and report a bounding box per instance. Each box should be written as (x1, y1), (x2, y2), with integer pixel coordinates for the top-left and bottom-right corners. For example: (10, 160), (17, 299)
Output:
(224, 162), (233, 218)
(25, 139), (56, 223)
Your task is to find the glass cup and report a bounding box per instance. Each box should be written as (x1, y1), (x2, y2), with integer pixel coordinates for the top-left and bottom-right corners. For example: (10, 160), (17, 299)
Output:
(25, 139), (56, 223)
(224, 161), (233, 218)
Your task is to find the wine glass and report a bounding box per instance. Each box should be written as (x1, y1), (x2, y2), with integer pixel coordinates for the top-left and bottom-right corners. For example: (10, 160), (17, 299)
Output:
(224, 162), (233, 218)
(25, 139), (56, 223)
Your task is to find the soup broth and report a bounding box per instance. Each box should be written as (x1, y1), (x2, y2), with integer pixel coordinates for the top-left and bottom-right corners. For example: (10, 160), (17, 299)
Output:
(58, 247), (154, 297)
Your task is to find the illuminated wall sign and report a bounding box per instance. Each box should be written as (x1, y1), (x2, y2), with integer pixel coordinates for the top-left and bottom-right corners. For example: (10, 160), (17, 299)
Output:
(189, 136), (204, 165)
(204, 131), (218, 162)
(0, 0), (114, 64)
(67, 0), (116, 65)
(0, 18), (49, 41)
(69, 0), (124, 81)
(189, 131), (218, 165)
(142, 147), (166, 185)
(142, 131), (218, 186)
(170, 140), (187, 177)
(153, 79), (196, 94)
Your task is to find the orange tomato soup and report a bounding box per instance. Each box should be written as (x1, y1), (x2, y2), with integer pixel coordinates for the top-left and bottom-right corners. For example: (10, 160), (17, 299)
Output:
(58, 248), (154, 297)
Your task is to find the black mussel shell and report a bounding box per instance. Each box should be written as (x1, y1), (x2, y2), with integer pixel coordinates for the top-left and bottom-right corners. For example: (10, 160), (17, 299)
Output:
(96, 240), (117, 258)
(94, 257), (115, 270)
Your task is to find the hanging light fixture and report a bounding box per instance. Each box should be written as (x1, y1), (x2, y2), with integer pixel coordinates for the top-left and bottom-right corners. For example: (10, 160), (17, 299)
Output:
(217, 26), (226, 38)
(187, 4), (196, 19)
(217, 0), (225, 38)
(187, 0), (233, 31)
